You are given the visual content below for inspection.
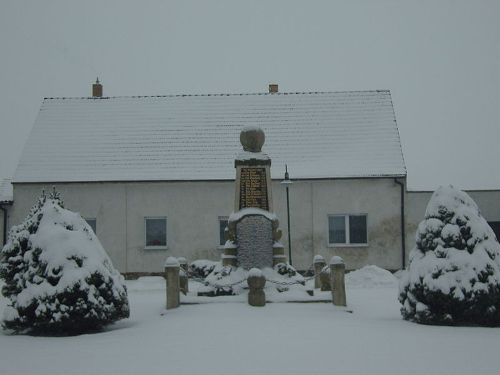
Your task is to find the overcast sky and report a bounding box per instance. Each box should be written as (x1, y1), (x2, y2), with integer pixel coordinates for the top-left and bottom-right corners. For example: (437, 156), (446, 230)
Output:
(0, 0), (499, 190)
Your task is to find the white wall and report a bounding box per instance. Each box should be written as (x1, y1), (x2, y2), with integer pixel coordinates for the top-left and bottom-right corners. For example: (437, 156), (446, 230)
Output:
(275, 178), (404, 271)
(10, 178), (406, 274)
(11, 183), (127, 270)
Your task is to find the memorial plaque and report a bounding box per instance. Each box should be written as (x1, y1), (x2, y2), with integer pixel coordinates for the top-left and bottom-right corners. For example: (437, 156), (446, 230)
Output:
(239, 167), (269, 210)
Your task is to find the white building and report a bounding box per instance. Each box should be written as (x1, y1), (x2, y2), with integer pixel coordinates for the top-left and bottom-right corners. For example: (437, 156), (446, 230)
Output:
(6, 87), (407, 275)
(3, 85), (499, 276)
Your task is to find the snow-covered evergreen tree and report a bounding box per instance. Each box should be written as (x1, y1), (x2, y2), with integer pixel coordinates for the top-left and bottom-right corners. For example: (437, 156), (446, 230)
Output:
(399, 186), (500, 326)
(0, 189), (129, 334)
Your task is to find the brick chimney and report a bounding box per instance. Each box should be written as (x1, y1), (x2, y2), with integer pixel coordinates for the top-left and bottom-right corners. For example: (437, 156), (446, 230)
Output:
(92, 78), (103, 97)
(268, 84), (278, 93)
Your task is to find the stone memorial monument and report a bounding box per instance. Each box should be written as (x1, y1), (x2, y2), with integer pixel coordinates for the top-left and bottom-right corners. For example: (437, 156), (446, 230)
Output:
(223, 127), (286, 269)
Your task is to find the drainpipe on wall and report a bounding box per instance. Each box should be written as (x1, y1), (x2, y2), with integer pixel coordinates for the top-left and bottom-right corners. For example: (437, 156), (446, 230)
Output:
(394, 179), (406, 269)
(0, 203), (12, 246)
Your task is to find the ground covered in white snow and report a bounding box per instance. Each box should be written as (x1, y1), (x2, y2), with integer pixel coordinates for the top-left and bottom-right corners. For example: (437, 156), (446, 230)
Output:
(1, 266), (499, 375)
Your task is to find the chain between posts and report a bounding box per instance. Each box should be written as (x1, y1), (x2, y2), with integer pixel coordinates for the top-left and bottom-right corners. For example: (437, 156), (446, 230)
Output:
(188, 275), (247, 289)
(265, 275), (315, 286)
(187, 263), (316, 288)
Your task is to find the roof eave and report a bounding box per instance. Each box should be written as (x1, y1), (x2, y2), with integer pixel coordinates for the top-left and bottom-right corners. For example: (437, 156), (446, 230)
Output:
(12, 173), (407, 185)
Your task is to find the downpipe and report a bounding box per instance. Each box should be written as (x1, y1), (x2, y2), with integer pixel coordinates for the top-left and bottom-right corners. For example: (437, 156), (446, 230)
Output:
(0, 204), (7, 246)
(394, 179), (406, 269)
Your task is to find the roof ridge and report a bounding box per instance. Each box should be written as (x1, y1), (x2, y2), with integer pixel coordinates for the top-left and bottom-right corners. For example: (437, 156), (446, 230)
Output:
(43, 89), (391, 100)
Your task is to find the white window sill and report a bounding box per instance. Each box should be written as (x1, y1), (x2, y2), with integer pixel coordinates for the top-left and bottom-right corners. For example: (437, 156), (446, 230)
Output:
(328, 243), (368, 248)
(144, 246), (168, 251)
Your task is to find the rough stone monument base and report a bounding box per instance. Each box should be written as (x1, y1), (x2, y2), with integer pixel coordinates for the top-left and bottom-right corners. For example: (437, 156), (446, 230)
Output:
(224, 208), (285, 270)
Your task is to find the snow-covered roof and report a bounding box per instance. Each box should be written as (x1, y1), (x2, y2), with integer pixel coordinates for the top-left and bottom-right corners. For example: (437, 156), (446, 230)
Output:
(0, 178), (13, 203)
(14, 90), (406, 183)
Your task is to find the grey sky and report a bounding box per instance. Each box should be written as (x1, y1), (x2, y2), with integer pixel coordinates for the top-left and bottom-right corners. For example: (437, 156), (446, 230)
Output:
(1, 0), (499, 190)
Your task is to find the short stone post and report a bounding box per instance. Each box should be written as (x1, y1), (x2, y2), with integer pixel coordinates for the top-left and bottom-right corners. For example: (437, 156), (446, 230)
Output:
(313, 255), (326, 289)
(319, 265), (331, 291)
(178, 257), (189, 294)
(247, 268), (266, 307)
(164, 257), (180, 310)
(329, 256), (346, 307)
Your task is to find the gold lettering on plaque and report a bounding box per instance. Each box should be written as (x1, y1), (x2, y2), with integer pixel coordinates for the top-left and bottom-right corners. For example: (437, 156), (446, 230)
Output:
(239, 167), (268, 210)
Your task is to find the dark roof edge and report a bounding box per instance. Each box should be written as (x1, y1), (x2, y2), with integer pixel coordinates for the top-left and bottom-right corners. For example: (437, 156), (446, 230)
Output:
(12, 174), (406, 185)
(387, 91), (407, 175)
(408, 188), (500, 193)
(43, 89), (391, 101)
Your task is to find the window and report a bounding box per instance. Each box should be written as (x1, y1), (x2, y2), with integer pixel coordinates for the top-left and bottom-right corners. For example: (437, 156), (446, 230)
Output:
(85, 218), (97, 234)
(488, 221), (500, 242)
(219, 216), (229, 246)
(328, 214), (367, 245)
(145, 217), (167, 248)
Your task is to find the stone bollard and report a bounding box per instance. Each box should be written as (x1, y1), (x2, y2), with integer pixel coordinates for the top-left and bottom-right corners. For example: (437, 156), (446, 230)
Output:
(177, 257), (188, 272)
(178, 257), (189, 294)
(313, 255), (326, 289)
(247, 268), (266, 307)
(319, 265), (331, 291)
(329, 256), (346, 307)
(164, 257), (180, 310)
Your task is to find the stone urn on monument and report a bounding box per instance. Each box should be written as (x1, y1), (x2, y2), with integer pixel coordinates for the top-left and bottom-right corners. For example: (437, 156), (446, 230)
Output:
(223, 127), (286, 269)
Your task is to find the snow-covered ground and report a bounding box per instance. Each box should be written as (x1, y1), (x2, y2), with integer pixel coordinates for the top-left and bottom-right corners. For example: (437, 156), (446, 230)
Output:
(1, 267), (499, 375)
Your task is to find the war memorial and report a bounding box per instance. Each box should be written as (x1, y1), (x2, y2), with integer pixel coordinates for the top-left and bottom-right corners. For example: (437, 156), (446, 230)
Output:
(164, 126), (347, 308)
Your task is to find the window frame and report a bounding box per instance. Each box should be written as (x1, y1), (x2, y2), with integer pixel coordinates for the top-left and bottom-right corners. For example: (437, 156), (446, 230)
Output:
(327, 214), (368, 247)
(144, 216), (168, 250)
(218, 216), (229, 248)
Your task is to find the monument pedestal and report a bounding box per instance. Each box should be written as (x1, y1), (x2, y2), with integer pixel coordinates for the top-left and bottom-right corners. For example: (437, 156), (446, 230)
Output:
(272, 242), (286, 266)
(223, 126), (286, 270)
(224, 208), (284, 269)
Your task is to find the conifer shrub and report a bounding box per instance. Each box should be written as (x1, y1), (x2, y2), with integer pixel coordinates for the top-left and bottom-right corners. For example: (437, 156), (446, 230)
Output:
(0, 189), (129, 335)
(399, 186), (500, 326)
(189, 260), (218, 278)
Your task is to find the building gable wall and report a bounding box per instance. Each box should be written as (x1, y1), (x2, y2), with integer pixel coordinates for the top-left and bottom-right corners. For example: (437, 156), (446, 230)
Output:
(10, 178), (406, 274)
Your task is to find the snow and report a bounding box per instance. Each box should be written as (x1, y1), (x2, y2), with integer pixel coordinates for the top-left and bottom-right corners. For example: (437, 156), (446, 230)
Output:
(224, 240), (238, 249)
(329, 255), (344, 265)
(272, 244), (284, 252)
(0, 178), (12, 202)
(7, 200), (126, 317)
(1, 272), (499, 375)
(313, 254), (325, 263)
(164, 257), (179, 267)
(403, 186), (500, 299)
(189, 259), (219, 278)
(228, 207), (277, 223)
(241, 125), (263, 133)
(400, 186), (500, 324)
(235, 150), (271, 161)
(346, 265), (398, 288)
(248, 268), (263, 278)
(196, 264), (309, 299)
(14, 91), (406, 183)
